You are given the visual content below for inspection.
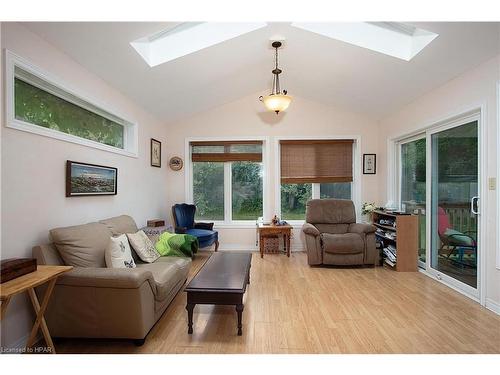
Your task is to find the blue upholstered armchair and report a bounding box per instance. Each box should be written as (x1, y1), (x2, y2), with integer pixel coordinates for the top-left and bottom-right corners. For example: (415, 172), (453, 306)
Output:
(171, 204), (219, 251)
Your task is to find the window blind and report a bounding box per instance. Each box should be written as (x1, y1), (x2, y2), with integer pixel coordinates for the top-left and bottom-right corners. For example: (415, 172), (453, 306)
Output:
(191, 140), (263, 162)
(280, 140), (354, 183)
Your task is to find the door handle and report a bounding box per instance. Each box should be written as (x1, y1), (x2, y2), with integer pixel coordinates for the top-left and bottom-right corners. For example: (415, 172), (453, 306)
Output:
(471, 196), (479, 215)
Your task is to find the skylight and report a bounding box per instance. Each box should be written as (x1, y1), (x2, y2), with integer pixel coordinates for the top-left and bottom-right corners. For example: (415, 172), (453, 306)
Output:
(131, 22), (267, 67)
(291, 22), (438, 61)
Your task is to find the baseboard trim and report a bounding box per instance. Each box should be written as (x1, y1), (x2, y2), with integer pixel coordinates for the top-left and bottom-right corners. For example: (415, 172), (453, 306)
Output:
(485, 298), (500, 315)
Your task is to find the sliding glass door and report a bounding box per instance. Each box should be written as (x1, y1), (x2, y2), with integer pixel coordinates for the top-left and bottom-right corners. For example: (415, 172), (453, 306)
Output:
(429, 119), (479, 292)
(397, 112), (481, 299)
(399, 136), (427, 268)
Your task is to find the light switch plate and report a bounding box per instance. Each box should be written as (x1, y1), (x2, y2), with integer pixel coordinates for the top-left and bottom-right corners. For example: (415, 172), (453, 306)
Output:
(488, 177), (496, 190)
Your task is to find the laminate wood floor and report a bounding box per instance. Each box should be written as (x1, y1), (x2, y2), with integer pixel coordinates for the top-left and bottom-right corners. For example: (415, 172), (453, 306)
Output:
(55, 252), (500, 354)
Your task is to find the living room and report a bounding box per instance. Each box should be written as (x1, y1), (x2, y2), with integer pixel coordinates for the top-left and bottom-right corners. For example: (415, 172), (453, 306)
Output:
(1, 0), (500, 372)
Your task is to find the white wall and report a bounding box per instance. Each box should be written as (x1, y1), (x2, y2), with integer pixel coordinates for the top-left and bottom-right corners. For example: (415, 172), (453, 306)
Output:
(378, 55), (500, 310)
(164, 92), (381, 250)
(0, 23), (170, 348)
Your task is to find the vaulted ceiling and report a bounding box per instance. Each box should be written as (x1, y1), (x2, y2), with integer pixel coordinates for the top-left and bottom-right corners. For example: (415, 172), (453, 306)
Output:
(23, 22), (500, 123)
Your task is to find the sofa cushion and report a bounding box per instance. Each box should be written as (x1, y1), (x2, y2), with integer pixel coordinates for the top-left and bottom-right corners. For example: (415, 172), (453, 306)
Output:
(100, 215), (138, 236)
(136, 257), (191, 301)
(321, 232), (364, 255)
(314, 223), (349, 234)
(50, 222), (111, 268)
(127, 230), (160, 263)
(105, 234), (137, 269)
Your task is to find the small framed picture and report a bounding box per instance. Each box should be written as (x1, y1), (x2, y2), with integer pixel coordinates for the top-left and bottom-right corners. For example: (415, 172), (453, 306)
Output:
(151, 138), (161, 167)
(363, 154), (376, 174)
(66, 161), (117, 197)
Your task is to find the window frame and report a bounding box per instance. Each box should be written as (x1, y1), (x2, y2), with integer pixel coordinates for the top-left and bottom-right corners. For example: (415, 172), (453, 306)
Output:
(275, 136), (362, 225)
(5, 50), (138, 157)
(185, 136), (270, 228)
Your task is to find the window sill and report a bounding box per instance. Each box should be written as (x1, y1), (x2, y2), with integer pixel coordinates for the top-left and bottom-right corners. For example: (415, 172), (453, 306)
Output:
(214, 222), (258, 229)
(212, 220), (305, 229)
(7, 119), (138, 158)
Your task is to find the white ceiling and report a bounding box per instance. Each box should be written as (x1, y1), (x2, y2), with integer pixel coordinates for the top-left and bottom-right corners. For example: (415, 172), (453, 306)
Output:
(23, 22), (500, 123)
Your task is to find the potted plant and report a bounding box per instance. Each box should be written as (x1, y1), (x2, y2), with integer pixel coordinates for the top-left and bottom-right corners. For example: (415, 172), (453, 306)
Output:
(361, 202), (378, 223)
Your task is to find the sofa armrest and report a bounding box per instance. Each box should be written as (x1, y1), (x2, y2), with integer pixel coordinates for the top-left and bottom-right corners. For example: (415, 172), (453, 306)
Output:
(302, 223), (320, 236)
(194, 222), (214, 230)
(175, 226), (187, 234)
(348, 223), (376, 234)
(56, 267), (155, 289)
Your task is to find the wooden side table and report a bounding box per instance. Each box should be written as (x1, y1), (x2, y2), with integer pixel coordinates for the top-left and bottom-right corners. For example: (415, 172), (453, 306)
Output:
(0, 265), (72, 354)
(257, 223), (292, 258)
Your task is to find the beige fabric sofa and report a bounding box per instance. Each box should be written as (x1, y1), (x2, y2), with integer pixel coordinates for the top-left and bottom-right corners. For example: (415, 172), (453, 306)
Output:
(302, 199), (377, 266)
(32, 215), (191, 345)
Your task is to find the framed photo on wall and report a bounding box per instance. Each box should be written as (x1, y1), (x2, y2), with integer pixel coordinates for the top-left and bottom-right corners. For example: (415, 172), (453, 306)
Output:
(363, 154), (376, 174)
(66, 161), (117, 197)
(151, 138), (161, 167)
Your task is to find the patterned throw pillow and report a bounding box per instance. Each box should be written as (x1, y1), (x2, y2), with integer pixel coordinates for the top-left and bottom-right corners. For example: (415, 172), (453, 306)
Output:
(127, 230), (160, 263)
(105, 234), (136, 269)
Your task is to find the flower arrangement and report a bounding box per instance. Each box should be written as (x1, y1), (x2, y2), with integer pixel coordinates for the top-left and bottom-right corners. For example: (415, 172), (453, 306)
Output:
(361, 202), (378, 216)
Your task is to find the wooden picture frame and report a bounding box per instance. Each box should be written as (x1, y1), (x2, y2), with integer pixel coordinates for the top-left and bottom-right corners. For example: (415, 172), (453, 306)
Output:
(66, 160), (117, 197)
(363, 154), (376, 174)
(151, 138), (161, 167)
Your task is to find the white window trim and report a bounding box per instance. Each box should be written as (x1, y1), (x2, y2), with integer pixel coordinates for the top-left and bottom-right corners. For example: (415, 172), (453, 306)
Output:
(4, 50), (138, 157)
(274, 135), (362, 225)
(184, 136), (270, 226)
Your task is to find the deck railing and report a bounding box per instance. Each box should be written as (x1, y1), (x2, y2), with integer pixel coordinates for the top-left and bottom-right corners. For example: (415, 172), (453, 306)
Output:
(401, 201), (476, 236)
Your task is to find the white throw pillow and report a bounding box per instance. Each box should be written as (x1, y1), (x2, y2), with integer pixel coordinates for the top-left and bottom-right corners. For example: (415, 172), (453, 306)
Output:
(127, 230), (160, 263)
(105, 234), (136, 268)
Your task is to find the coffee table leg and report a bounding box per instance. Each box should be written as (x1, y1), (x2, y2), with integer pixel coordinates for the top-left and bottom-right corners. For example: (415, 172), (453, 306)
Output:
(236, 304), (244, 336)
(186, 303), (195, 334)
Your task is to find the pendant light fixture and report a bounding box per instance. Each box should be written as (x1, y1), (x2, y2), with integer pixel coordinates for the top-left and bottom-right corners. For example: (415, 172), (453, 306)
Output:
(259, 41), (292, 115)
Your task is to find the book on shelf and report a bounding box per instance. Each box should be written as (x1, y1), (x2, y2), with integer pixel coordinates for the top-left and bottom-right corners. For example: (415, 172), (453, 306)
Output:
(384, 258), (395, 267)
(383, 248), (396, 262)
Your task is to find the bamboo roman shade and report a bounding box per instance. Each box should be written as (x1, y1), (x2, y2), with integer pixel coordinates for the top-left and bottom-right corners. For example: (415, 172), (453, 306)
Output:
(191, 140), (263, 162)
(280, 140), (354, 183)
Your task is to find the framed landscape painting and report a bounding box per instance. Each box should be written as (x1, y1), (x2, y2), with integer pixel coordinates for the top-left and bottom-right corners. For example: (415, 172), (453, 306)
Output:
(66, 160), (117, 197)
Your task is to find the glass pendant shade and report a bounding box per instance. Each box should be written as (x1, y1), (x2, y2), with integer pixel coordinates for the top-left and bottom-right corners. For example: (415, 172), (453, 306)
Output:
(260, 41), (291, 114)
(261, 94), (292, 113)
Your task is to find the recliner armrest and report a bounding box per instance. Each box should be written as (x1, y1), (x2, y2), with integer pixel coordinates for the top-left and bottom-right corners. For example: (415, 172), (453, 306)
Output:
(194, 222), (214, 230)
(56, 267), (155, 289)
(302, 223), (320, 236)
(175, 226), (187, 234)
(348, 223), (376, 234)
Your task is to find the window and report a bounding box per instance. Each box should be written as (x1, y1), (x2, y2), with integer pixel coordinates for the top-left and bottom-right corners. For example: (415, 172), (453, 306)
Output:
(192, 162), (225, 220)
(6, 51), (138, 156)
(280, 140), (354, 220)
(232, 161), (263, 220)
(191, 141), (264, 222)
(281, 183), (312, 220)
(320, 182), (352, 199)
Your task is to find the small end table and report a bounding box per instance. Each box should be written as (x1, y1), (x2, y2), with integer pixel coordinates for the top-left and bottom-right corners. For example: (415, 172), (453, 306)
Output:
(0, 265), (72, 354)
(257, 223), (292, 258)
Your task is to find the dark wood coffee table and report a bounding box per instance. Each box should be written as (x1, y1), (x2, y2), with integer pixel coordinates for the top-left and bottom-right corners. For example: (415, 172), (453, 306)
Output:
(185, 252), (252, 336)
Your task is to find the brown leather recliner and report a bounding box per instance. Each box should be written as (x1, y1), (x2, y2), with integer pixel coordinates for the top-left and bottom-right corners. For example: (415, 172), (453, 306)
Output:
(302, 199), (377, 266)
